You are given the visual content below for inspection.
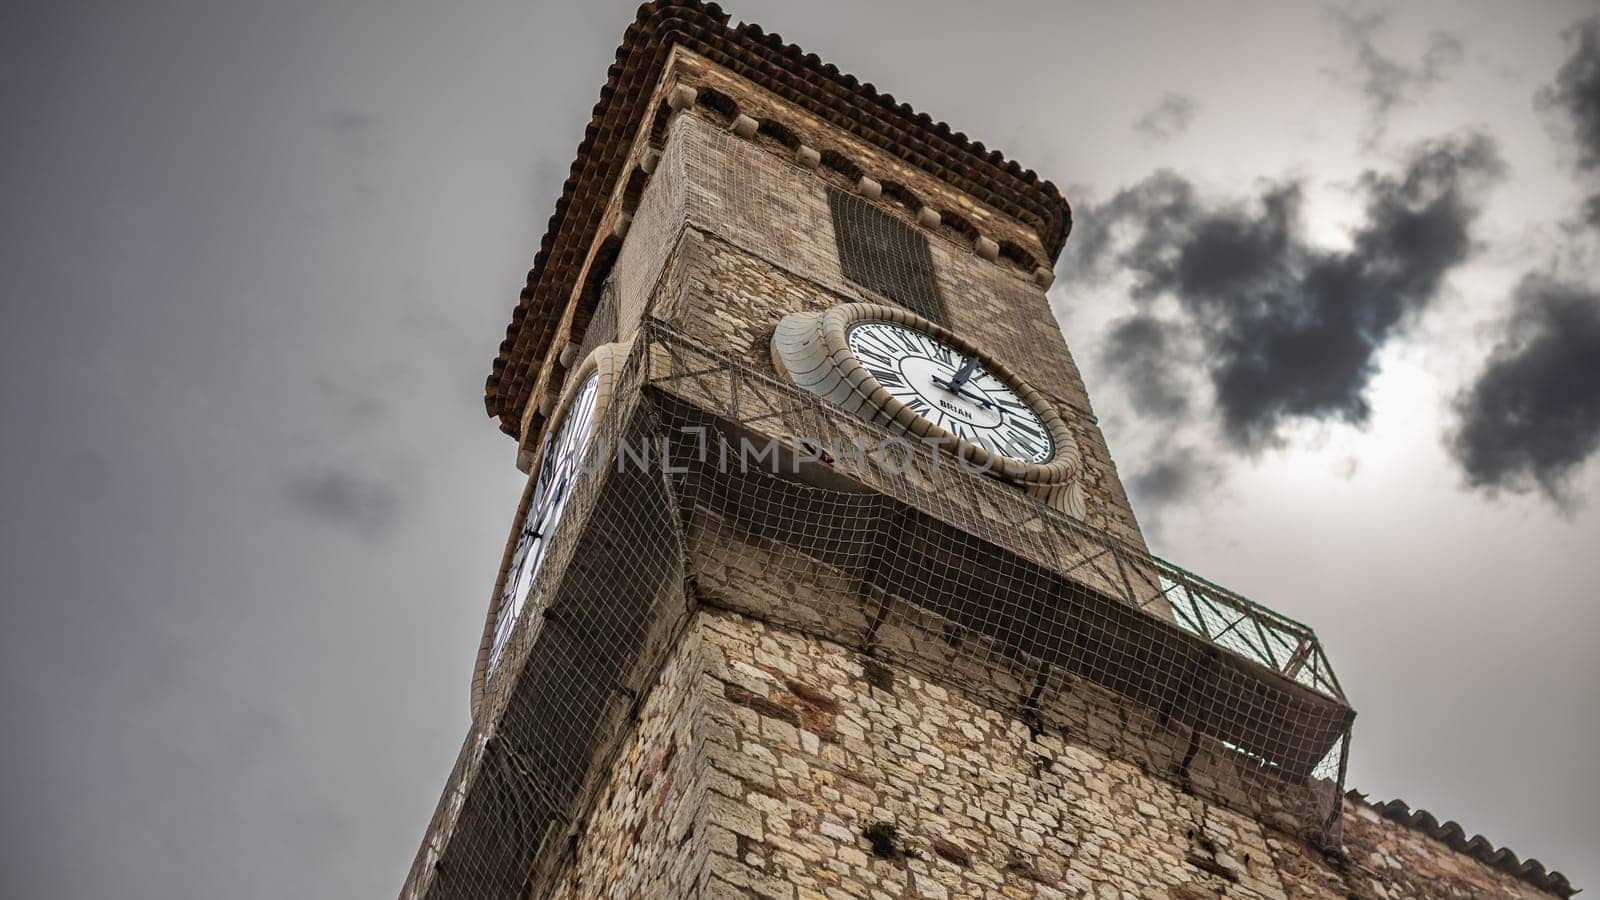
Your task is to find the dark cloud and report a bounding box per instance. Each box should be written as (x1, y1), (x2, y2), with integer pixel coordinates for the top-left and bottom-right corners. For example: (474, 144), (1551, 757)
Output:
(1129, 447), (1221, 508)
(1132, 93), (1196, 143)
(1451, 277), (1600, 503)
(1450, 20), (1600, 503)
(285, 467), (403, 538)
(1538, 16), (1600, 225)
(1099, 315), (1192, 418)
(1332, 10), (1463, 145)
(1066, 170), (1197, 284)
(1073, 134), (1502, 448)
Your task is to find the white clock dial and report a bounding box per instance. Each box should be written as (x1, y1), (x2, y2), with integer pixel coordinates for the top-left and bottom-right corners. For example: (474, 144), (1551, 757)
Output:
(487, 370), (601, 675)
(845, 321), (1056, 465)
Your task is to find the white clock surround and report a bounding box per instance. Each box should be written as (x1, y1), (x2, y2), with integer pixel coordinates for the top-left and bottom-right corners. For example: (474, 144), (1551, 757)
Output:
(771, 303), (1085, 517)
(472, 339), (632, 714)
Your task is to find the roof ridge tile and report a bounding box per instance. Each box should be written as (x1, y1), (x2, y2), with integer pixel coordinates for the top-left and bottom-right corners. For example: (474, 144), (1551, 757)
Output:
(484, 0), (1073, 431)
(1343, 790), (1577, 897)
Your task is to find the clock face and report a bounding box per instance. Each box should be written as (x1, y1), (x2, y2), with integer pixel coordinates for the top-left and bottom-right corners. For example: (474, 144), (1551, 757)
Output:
(845, 321), (1056, 465)
(487, 370), (601, 675)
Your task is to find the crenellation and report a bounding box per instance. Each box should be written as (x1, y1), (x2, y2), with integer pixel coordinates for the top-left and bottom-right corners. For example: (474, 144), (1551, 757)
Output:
(666, 49), (1052, 265)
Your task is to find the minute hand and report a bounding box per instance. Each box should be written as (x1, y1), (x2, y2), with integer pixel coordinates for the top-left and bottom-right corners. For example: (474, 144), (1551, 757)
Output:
(931, 378), (1000, 411)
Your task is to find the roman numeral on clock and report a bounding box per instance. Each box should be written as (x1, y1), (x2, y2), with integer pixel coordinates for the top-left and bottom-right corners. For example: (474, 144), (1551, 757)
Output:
(866, 366), (904, 388)
(844, 320), (1056, 465)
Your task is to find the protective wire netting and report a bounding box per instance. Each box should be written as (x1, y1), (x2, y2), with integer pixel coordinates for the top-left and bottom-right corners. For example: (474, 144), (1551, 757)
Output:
(570, 279), (620, 380)
(827, 185), (947, 325)
(401, 321), (1354, 900)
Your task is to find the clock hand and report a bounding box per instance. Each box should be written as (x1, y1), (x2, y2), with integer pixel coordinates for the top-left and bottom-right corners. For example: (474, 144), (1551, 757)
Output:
(929, 377), (1002, 412)
(955, 387), (1001, 411)
(948, 356), (980, 390)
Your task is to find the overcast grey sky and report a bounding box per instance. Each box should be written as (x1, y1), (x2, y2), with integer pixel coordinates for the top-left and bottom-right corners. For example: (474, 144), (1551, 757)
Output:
(2, 2), (1596, 897)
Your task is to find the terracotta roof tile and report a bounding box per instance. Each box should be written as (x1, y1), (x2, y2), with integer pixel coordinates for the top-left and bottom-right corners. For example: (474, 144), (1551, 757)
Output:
(1345, 790), (1579, 897)
(484, 0), (1073, 433)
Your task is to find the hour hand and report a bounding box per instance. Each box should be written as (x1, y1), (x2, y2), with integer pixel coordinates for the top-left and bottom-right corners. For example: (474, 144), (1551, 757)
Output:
(948, 356), (980, 390)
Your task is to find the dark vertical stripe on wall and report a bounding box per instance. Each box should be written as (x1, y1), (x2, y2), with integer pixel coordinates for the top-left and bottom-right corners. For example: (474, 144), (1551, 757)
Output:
(828, 187), (947, 324)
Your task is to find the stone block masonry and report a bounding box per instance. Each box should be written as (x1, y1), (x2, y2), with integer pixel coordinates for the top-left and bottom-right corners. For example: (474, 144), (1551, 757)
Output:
(542, 607), (1554, 898)
(608, 108), (1146, 547)
(541, 621), (710, 900)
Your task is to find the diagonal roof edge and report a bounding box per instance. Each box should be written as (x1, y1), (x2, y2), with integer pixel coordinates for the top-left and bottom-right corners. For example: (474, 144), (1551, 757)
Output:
(1345, 790), (1579, 897)
(484, 0), (1073, 432)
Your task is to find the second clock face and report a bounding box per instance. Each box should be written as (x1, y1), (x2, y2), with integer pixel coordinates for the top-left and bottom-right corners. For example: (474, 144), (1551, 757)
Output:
(487, 370), (601, 676)
(844, 321), (1055, 465)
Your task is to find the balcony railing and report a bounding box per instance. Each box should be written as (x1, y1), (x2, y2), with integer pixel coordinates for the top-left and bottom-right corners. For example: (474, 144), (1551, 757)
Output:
(1161, 567), (1344, 701)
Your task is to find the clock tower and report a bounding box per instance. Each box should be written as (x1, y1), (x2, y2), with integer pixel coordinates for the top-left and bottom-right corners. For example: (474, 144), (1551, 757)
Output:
(400, 4), (1568, 899)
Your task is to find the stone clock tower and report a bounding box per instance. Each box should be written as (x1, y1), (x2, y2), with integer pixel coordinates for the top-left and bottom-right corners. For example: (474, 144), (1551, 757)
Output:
(400, 4), (1575, 898)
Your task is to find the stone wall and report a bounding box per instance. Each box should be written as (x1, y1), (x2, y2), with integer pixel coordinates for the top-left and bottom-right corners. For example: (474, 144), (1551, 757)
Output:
(609, 110), (1145, 547)
(540, 619), (710, 899)
(667, 48), (1053, 264)
(542, 608), (1559, 899)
